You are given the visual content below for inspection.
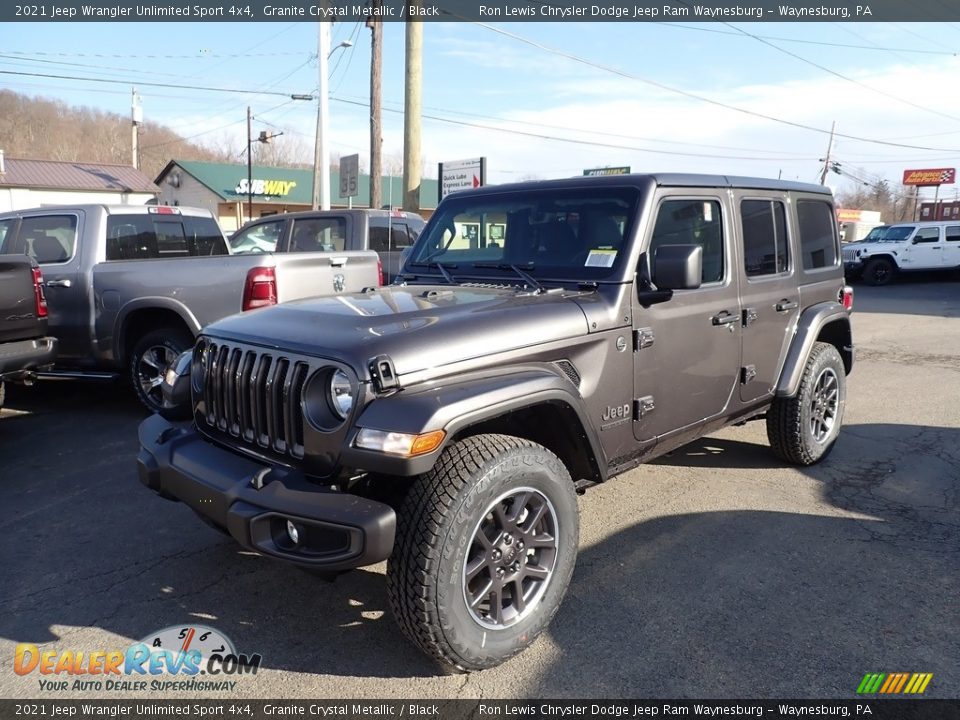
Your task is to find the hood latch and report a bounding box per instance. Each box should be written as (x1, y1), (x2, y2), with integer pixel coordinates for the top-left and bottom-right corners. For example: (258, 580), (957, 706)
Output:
(369, 354), (401, 393)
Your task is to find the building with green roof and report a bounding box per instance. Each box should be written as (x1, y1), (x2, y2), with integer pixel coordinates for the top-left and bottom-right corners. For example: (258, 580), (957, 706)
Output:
(155, 160), (437, 233)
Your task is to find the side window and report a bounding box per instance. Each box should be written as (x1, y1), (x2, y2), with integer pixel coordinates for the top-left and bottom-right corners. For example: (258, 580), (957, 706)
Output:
(912, 227), (940, 243)
(369, 220), (413, 253)
(290, 217), (346, 253)
(106, 216), (154, 260)
(185, 216), (229, 256)
(229, 219), (284, 254)
(946, 226), (960, 242)
(796, 200), (839, 270)
(20, 215), (78, 264)
(649, 199), (725, 284)
(741, 200), (790, 277)
(0, 219), (14, 253)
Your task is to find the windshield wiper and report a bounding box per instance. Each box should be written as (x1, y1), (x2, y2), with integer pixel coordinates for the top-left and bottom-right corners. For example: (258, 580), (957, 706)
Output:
(407, 261), (457, 284)
(473, 262), (545, 294)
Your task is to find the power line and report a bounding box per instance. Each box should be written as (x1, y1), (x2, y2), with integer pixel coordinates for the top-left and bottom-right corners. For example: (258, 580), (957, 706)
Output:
(330, 95), (814, 162)
(472, 22), (960, 153)
(655, 22), (959, 56)
(0, 68), (306, 99)
(717, 20), (960, 125)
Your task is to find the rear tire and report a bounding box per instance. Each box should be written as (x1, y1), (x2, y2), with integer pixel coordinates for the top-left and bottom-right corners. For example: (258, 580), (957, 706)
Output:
(767, 342), (846, 465)
(129, 328), (193, 419)
(863, 257), (895, 286)
(386, 434), (579, 672)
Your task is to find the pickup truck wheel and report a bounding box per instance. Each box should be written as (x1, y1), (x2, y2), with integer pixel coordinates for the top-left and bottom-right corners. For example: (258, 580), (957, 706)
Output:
(130, 328), (193, 419)
(767, 342), (846, 465)
(862, 257), (894, 286)
(386, 434), (579, 672)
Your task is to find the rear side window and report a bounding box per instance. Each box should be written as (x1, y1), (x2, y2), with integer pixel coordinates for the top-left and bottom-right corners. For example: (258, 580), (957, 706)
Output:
(290, 217), (346, 253)
(741, 200), (789, 277)
(106, 215), (228, 260)
(20, 215), (78, 264)
(796, 200), (839, 271)
(649, 199), (725, 284)
(369, 220), (414, 253)
(947, 226), (960, 242)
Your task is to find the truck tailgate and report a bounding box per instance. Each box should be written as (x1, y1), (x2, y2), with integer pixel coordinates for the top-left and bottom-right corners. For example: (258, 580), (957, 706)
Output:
(274, 250), (381, 301)
(0, 255), (45, 344)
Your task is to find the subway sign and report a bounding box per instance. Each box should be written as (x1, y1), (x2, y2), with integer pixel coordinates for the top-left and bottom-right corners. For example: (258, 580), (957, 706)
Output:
(235, 178), (298, 196)
(902, 168), (955, 186)
(583, 167), (631, 176)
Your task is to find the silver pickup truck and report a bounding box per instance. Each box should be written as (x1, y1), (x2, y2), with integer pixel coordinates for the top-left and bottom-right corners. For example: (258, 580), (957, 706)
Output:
(0, 204), (380, 415)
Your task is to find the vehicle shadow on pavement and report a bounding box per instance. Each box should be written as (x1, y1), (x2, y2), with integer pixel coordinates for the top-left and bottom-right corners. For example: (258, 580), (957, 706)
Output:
(527, 422), (959, 697)
(0, 383), (442, 680)
(849, 278), (960, 317)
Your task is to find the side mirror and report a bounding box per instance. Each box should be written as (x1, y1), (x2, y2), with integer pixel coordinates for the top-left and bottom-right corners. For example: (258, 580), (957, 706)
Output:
(653, 244), (702, 290)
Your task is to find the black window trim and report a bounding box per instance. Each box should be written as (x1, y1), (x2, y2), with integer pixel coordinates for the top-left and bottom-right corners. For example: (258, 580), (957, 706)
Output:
(740, 196), (794, 283)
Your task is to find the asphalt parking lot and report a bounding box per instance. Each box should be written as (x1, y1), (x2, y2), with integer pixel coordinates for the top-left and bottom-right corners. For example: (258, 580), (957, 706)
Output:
(1, 278), (958, 700)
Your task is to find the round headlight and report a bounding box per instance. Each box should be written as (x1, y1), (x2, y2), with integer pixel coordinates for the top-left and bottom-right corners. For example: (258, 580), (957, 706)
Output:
(329, 369), (354, 419)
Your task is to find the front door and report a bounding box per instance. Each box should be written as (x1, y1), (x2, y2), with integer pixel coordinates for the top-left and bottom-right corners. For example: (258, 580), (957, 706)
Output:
(633, 194), (742, 443)
(735, 193), (798, 402)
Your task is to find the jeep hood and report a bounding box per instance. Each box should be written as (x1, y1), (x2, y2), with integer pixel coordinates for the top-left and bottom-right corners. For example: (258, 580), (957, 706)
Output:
(206, 285), (591, 377)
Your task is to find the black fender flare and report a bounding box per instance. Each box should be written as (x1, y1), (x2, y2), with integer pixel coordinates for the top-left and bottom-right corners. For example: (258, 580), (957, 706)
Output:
(339, 365), (607, 479)
(776, 301), (852, 398)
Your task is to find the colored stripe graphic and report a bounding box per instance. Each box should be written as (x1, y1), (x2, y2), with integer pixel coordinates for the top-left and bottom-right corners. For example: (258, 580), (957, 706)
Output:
(857, 672), (932, 694)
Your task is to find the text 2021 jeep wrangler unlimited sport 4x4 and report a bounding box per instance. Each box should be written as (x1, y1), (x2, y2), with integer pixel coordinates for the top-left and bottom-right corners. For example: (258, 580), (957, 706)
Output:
(138, 174), (853, 671)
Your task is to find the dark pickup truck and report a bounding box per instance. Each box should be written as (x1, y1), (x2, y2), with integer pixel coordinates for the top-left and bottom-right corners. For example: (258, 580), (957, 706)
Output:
(0, 254), (57, 409)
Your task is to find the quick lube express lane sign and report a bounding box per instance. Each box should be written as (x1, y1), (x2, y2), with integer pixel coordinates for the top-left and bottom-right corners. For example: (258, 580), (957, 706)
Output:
(439, 158), (486, 201)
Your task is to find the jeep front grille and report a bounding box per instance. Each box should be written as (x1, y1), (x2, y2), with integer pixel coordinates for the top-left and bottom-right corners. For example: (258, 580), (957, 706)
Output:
(200, 341), (311, 459)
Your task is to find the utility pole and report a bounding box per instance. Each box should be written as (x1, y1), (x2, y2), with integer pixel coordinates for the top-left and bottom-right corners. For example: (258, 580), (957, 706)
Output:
(246, 106), (253, 222)
(402, 15), (422, 213)
(131, 88), (142, 170)
(312, 20), (332, 210)
(819, 120), (836, 185)
(367, 4), (383, 211)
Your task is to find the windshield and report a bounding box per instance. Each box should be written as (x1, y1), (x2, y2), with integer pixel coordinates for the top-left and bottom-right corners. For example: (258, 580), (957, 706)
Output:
(408, 187), (640, 282)
(864, 225), (914, 242)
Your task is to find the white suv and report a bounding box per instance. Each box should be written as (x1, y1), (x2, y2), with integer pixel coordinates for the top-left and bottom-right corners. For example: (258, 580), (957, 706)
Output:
(843, 220), (960, 285)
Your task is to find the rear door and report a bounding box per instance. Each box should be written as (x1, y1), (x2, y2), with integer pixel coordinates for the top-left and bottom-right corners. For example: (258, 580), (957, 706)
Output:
(633, 192), (741, 442)
(735, 193), (797, 403)
(943, 224), (960, 268)
(14, 211), (86, 362)
(901, 225), (943, 269)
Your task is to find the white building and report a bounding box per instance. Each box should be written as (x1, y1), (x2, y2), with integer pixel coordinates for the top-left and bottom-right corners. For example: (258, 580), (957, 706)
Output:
(0, 151), (158, 212)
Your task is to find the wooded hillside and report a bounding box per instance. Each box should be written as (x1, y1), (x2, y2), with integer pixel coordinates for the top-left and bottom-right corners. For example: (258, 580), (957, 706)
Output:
(0, 90), (314, 180)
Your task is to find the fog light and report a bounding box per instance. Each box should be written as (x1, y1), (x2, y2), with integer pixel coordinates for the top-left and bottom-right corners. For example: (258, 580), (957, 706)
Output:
(286, 521), (301, 545)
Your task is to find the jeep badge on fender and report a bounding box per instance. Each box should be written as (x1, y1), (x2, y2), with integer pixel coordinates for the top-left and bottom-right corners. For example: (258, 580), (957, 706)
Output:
(137, 173), (853, 672)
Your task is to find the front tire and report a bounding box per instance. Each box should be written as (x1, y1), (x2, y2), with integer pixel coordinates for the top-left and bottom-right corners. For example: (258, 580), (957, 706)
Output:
(862, 257), (895, 286)
(129, 328), (193, 419)
(386, 434), (579, 672)
(767, 342), (846, 465)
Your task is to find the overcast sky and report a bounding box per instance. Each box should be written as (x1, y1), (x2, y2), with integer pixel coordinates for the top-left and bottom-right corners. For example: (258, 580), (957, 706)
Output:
(3, 20), (960, 201)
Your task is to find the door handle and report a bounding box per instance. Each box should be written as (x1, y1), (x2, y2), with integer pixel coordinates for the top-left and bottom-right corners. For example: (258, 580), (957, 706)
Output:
(711, 311), (738, 326)
(45, 279), (72, 288)
(775, 299), (798, 312)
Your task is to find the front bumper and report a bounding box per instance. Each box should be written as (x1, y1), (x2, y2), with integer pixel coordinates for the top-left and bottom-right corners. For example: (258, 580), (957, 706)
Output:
(844, 260), (864, 275)
(0, 336), (57, 376)
(137, 414), (396, 570)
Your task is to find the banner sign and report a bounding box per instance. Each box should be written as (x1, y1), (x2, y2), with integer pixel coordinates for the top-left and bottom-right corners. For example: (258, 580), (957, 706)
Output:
(902, 168), (956, 186)
(439, 157), (486, 202)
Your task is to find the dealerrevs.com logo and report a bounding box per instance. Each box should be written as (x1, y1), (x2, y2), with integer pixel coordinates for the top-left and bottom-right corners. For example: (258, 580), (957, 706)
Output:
(13, 625), (262, 692)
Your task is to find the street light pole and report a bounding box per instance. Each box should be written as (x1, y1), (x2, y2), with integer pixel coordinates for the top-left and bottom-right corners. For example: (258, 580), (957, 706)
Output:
(312, 24), (353, 211)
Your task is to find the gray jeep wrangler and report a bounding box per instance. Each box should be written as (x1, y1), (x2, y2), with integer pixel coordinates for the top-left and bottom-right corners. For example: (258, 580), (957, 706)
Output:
(138, 174), (853, 672)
